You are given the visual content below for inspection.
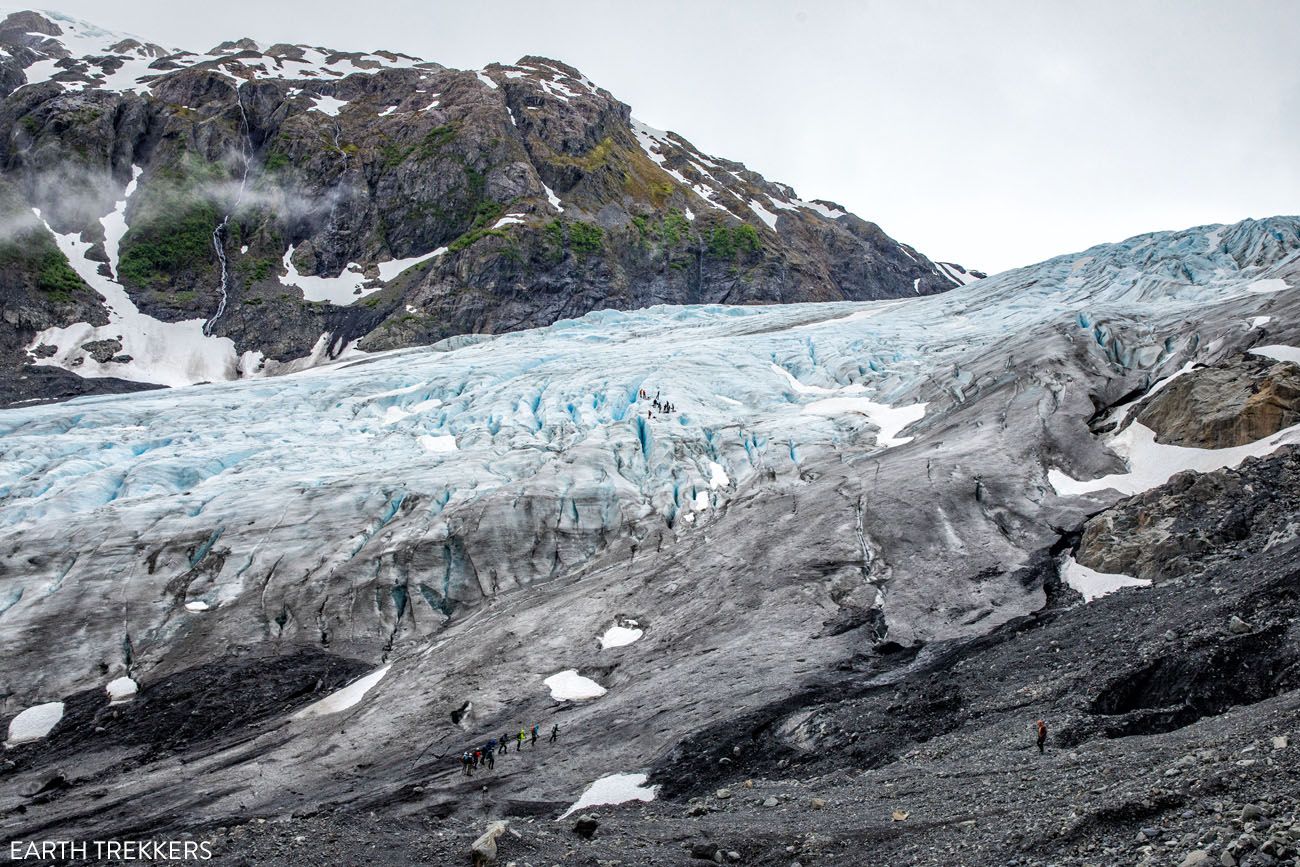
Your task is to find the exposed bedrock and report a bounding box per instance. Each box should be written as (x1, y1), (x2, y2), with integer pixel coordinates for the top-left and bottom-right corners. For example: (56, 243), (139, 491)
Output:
(1134, 355), (1300, 447)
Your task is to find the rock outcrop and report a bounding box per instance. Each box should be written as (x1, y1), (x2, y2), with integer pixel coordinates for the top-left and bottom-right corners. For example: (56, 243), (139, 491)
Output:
(1134, 356), (1300, 448)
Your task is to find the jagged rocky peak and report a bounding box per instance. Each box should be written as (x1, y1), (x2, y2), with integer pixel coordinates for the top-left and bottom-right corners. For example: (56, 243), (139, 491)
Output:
(208, 37), (261, 56)
(0, 8), (978, 407)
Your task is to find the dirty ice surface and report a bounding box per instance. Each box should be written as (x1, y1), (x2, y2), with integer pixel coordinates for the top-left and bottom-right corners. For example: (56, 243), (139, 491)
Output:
(558, 772), (657, 819)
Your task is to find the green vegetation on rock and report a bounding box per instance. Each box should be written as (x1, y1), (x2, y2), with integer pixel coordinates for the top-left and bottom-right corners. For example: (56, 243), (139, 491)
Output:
(544, 219), (605, 259)
(117, 154), (226, 290)
(707, 223), (761, 259)
(448, 200), (508, 253)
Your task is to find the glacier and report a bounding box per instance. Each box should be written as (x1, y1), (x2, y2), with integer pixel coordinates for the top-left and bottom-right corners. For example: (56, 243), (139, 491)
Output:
(0, 214), (1297, 836)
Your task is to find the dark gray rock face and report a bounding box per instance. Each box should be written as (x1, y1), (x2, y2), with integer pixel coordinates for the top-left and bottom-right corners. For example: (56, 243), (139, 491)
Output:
(0, 11), (972, 403)
(1076, 444), (1300, 582)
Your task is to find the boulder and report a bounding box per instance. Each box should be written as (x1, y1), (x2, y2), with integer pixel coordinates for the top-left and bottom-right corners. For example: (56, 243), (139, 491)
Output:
(470, 820), (508, 866)
(571, 814), (599, 840)
(1135, 357), (1300, 449)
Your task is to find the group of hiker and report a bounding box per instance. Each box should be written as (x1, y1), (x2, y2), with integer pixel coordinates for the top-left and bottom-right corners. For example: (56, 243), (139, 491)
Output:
(459, 723), (560, 776)
(639, 388), (676, 419)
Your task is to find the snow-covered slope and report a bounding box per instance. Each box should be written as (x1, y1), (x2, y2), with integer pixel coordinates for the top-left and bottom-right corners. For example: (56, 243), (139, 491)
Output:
(0, 7), (424, 94)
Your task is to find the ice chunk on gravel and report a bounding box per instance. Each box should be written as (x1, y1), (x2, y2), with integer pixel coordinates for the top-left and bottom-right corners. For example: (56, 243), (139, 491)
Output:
(106, 676), (138, 702)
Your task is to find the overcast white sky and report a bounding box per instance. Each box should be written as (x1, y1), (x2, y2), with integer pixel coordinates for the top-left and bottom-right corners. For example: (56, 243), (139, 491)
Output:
(42, 0), (1300, 273)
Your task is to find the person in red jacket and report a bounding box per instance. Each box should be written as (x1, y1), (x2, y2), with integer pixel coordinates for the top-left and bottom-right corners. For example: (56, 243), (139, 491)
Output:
(1035, 719), (1048, 754)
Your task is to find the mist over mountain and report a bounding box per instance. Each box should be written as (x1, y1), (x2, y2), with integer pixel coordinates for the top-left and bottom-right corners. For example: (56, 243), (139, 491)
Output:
(0, 9), (978, 406)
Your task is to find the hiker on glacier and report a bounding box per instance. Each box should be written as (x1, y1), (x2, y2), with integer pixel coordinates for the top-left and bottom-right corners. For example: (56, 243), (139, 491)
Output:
(530, 724), (539, 747)
(549, 723), (559, 743)
(517, 728), (527, 751)
(1035, 719), (1048, 754)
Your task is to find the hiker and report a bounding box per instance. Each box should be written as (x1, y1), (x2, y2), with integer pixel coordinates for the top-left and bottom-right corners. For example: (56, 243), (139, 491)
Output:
(499, 734), (509, 755)
(486, 748), (495, 770)
(473, 749), (481, 769)
(517, 728), (527, 751)
(462, 751), (473, 776)
(1035, 719), (1048, 754)
(487, 738), (497, 756)
(530, 724), (539, 747)
(549, 723), (559, 743)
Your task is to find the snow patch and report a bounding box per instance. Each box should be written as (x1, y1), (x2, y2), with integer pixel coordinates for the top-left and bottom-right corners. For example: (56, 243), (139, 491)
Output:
(1246, 278), (1290, 294)
(707, 461), (730, 489)
(184, 600), (211, 612)
(1060, 555), (1150, 602)
(802, 397), (928, 447)
(417, 434), (458, 453)
(280, 245), (371, 303)
(544, 670), (606, 701)
(308, 94), (348, 117)
(475, 71), (498, 89)
(1049, 421), (1300, 498)
(1250, 344), (1300, 364)
(106, 676), (138, 702)
(598, 624), (643, 649)
(377, 248), (446, 282)
(295, 665), (391, 718)
(5, 702), (64, 747)
(747, 200), (780, 230)
(27, 168), (256, 388)
(559, 773), (656, 819)
(543, 184), (564, 212)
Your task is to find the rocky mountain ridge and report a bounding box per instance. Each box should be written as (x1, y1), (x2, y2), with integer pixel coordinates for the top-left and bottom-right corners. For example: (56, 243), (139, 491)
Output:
(0, 8), (979, 405)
